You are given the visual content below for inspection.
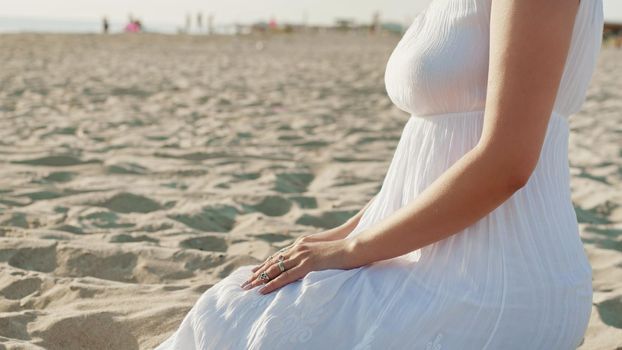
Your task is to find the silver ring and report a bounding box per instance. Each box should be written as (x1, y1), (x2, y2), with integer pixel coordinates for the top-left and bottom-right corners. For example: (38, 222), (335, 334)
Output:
(259, 271), (270, 281)
(277, 255), (286, 272)
(269, 247), (287, 261)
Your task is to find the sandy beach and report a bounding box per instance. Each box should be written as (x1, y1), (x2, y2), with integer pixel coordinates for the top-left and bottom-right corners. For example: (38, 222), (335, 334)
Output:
(0, 32), (620, 349)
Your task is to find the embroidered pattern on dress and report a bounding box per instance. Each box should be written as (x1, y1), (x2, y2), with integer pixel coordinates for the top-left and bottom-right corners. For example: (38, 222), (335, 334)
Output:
(268, 304), (326, 347)
(247, 289), (274, 309)
(425, 332), (443, 350)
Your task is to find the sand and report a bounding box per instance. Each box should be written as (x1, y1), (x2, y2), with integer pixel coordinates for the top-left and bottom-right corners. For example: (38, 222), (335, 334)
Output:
(0, 32), (619, 350)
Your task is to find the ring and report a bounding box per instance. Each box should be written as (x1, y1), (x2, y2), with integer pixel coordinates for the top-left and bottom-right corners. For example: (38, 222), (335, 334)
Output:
(268, 246), (288, 262)
(277, 255), (286, 272)
(259, 271), (270, 281)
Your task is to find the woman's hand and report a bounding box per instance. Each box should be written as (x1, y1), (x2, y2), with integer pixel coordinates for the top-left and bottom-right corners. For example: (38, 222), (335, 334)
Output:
(240, 237), (359, 295)
(248, 226), (352, 276)
(248, 234), (319, 274)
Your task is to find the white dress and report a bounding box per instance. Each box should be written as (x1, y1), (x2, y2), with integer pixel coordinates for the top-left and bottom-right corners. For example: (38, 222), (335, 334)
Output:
(155, 0), (604, 349)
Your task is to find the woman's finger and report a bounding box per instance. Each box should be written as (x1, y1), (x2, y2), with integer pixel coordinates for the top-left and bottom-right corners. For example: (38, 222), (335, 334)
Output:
(251, 262), (264, 273)
(253, 243), (292, 272)
(242, 253), (294, 290)
(242, 265), (265, 289)
(246, 252), (277, 281)
(259, 265), (304, 295)
(242, 269), (269, 290)
(242, 252), (283, 289)
(260, 255), (294, 287)
(250, 244), (288, 274)
(242, 241), (298, 288)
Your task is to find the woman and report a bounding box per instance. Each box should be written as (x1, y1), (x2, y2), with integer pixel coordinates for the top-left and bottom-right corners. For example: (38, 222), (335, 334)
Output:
(155, 0), (604, 348)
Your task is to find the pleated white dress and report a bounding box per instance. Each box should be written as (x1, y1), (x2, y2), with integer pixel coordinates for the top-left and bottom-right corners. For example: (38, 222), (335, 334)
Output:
(155, 0), (604, 349)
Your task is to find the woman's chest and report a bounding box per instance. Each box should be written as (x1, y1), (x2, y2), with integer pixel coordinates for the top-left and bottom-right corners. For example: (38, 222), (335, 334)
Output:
(384, 0), (491, 115)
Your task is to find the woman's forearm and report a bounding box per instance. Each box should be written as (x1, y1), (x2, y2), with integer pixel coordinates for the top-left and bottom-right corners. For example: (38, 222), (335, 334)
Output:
(343, 145), (526, 268)
(304, 194), (377, 242)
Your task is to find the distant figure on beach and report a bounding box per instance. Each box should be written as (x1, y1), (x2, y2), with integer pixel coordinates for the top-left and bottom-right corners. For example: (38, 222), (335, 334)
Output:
(197, 12), (203, 33)
(207, 14), (214, 35)
(185, 13), (192, 33)
(268, 16), (278, 31)
(371, 11), (381, 34)
(124, 15), (142, 33)
(102, 16), (109, 34)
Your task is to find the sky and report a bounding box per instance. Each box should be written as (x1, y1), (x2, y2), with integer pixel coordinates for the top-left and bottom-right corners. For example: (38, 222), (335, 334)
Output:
(1, 0), (621, 29)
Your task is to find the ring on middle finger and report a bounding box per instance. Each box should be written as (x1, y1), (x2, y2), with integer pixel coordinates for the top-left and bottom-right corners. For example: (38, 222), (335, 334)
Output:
(277, 255), (286, 272)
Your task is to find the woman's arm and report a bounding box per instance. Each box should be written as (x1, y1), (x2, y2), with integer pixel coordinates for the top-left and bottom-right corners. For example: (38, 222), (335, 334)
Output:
(342, 0), (581, 268)
(298, 194), (377, 242)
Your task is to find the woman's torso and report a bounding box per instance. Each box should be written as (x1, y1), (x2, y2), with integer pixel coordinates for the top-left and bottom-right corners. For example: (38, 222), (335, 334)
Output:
(377, 0), (604, 297)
